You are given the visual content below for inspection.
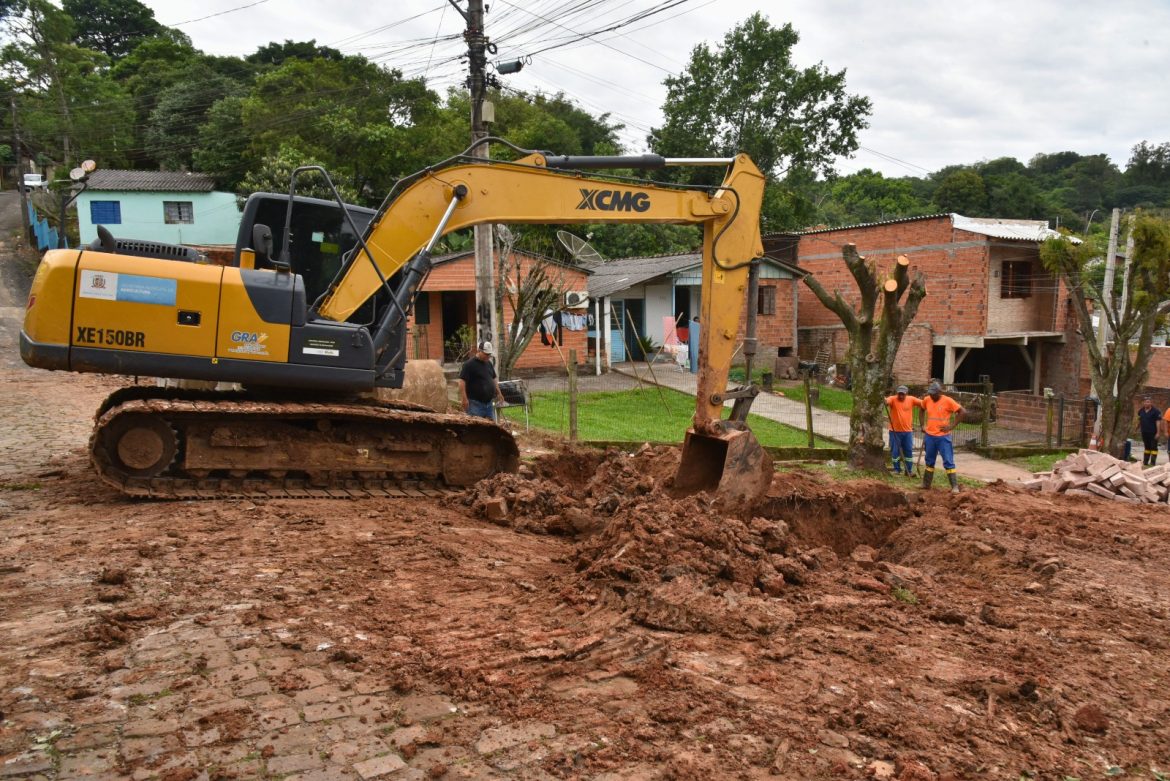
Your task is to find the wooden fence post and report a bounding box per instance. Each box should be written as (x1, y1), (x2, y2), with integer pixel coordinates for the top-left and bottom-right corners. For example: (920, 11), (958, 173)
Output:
(568, 348), (578, 442)
(803, 372), (815, 449)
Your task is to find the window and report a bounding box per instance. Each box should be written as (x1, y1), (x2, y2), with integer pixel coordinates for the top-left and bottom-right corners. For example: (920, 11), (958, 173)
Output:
(758, 285), (777, 315)
(89, 201), (121, 225)
(163, 201), (194, 224)
(1002, 261), (1032, 299)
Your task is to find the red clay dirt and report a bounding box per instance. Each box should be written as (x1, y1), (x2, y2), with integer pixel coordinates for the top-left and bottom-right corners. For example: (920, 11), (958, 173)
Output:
(3, 425), (1170, 780)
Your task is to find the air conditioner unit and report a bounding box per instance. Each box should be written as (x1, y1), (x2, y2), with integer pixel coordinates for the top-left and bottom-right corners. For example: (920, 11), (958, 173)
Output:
(564, 290), (590, 308)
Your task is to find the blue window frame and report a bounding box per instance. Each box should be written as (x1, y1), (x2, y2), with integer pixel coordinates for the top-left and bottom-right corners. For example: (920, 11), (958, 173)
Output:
(90, 201), (121, 225)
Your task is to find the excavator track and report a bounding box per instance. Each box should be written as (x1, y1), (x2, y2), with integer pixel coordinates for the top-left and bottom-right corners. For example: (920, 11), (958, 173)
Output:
(90, 386), (519, 500)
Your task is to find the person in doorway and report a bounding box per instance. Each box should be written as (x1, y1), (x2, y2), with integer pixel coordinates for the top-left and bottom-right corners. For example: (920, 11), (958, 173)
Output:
(459, 341), (504, 422)
(921, 381), (964, 493)
(1136, 395), (1163, 467)
(885, 385), (921, 477)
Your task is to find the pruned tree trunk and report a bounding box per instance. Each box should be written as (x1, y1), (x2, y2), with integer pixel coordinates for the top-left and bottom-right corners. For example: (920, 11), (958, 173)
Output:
(1041, 219), (1170, 458)
(493, 229), (568, 380)
(803, 246), (927, 468)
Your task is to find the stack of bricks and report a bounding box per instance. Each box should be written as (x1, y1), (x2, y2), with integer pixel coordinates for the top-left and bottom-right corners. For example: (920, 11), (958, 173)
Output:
(1023, 449), (1170, 504)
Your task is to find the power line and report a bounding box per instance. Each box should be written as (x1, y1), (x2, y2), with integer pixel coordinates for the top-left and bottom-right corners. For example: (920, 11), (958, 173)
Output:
(166, 0), (271, 27)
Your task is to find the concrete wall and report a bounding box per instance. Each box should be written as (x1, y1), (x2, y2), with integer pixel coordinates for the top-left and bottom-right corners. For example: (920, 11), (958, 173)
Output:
(643, 283), (674, 346)
(77, 190), (241, 245)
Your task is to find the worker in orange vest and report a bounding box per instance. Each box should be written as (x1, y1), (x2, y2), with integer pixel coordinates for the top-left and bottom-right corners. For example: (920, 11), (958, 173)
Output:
(885, 384), (921, 477)
(921, 381), (964, 493)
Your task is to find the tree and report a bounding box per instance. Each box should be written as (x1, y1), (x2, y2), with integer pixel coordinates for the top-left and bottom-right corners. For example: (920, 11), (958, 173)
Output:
(819, 168), (926, 226)
(62, 0), (162, 59)
(237, 144), (359, 203)
(1040, 215), (1170, 457)
(931, 168), (987, 214)
(649, 13), (871, 181)
(144, 64), (242, 170)
(802, 246), (927, 468)
(246, 40), (344, 67)
(1127, 141), (1170, 187)
(492, 227), (570, 380)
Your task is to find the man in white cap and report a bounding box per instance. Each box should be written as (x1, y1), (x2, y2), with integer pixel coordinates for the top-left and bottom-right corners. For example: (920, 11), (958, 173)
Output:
(921, 381), (964, 493)
(885, 384), (921, 477)
(459, 341), (505, 422)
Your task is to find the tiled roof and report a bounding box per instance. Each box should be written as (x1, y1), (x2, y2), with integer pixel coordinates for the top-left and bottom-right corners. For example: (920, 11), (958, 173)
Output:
(585, 252), (802, 298)
(86, 170), (217, 193)
(430, 248), (592, 273)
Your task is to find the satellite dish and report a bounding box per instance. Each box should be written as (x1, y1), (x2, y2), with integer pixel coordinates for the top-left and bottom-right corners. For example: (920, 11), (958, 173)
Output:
(557, 230), (604, 264)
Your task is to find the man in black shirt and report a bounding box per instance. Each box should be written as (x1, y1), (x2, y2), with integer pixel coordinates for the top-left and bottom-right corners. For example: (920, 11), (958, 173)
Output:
(459, 341), (504, 422)
(1136, 395), (1164, 467)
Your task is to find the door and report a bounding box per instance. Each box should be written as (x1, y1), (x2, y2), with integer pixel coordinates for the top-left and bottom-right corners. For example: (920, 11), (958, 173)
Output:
(440, 291), (474, 362)
(623, 298), (646, 361)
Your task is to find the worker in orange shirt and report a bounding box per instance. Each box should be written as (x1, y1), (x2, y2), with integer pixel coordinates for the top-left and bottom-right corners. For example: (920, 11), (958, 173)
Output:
(921, 381), (965, 493)
(885, 384), (921, 477)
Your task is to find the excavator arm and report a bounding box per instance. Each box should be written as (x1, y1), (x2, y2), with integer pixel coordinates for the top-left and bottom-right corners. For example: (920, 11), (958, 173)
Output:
(313, 147), (773, 502)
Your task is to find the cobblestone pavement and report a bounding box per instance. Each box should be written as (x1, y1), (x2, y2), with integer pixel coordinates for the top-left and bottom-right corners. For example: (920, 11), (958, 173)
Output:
(0, 246), (576, 780)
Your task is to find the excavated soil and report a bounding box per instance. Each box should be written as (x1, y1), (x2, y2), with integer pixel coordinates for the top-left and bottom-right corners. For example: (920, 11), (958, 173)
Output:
(3, 441), (1170, 779)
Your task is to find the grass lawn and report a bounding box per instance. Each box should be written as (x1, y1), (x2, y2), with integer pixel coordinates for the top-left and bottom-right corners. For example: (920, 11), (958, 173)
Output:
(774, 381), (855, 413)
(502, 386), (837, 448)
(1003, 450), (1074, 474)
(797, 460), (984, 489)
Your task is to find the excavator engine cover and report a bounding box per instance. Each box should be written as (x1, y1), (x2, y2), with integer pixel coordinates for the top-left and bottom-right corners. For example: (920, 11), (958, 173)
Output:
(675, 425), (773, 504)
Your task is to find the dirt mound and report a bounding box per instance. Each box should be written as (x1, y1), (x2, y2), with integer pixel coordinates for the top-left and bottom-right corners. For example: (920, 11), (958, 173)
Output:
(455, 444), (678, 534)
(459, 446), (917, 637)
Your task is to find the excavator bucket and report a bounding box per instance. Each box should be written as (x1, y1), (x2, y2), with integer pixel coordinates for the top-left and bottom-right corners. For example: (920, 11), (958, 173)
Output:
(675, 426), (774, 504)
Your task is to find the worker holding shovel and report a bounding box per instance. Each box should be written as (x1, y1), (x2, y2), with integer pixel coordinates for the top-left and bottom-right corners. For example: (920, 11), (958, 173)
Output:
(885, 384), (921, 478)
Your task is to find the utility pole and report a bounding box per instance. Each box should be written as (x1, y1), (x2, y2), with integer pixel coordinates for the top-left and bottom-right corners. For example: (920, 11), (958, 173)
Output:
(11, 97), (30, 239)
(1090, 207), (1121, 447)
(451, 0), (498, 355)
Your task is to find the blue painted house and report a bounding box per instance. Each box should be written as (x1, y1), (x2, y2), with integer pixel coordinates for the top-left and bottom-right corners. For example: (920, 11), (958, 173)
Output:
(76, 170), (241, 247)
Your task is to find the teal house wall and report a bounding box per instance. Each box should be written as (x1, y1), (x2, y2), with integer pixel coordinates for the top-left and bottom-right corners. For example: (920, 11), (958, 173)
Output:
(75, 170), (241, 246)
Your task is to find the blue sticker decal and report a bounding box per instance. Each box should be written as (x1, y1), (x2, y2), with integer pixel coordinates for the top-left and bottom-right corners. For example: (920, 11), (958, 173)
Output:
(116, 274), (177, 306)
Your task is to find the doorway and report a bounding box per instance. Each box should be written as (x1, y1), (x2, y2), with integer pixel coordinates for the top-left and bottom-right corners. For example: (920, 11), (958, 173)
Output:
(623, 298), (646, 361)
(440, 291), (474, 362)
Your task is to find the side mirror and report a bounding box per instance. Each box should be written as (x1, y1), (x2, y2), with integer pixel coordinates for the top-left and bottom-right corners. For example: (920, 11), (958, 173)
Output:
(252, 223), (274, 266)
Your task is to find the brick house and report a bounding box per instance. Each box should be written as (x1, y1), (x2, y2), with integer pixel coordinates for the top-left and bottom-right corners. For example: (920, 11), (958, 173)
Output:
(775, 214), (1077, 392)
(585, 252), (802, 366)
(407, 249), (591, 371)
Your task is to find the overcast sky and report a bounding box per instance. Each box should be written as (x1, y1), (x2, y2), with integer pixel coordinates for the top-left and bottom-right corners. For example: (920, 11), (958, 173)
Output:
(143, 0), (1169, 179)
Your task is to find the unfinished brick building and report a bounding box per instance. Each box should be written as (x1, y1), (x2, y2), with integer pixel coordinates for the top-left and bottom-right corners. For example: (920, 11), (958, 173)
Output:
(771, 214), (1081, 393)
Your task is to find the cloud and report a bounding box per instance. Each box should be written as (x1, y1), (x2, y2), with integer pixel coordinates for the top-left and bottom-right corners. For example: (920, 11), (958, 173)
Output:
(143, 0), (1169, 177)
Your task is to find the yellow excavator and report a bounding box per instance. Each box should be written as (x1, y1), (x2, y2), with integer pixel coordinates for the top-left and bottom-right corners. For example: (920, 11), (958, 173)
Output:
(20, 140), (773, 500)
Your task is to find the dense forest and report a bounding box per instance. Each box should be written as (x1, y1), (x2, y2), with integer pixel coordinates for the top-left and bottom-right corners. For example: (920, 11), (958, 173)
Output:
(3, 0), (1166, 256)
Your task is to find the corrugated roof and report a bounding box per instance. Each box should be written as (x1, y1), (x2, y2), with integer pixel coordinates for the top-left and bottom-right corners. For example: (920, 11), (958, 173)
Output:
(794, 213), (1070, 243)
(86, 170), (217, 193)
(585, 252), (802, 298)
(796, 214), (950, 235)
(949, 214), (1065, 242)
